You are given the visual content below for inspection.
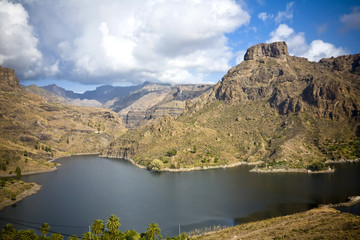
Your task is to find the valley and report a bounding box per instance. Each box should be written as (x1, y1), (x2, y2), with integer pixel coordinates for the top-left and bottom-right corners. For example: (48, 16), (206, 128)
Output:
(0, 41), (359, 238)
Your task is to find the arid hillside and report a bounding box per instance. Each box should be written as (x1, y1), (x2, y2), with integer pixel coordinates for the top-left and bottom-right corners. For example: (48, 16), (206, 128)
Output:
(102, 42), (360, 172)
(0, 66), (125, 175)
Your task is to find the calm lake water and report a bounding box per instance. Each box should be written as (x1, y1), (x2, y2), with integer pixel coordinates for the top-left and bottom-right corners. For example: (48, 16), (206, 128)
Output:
(0, 156), (359, 237)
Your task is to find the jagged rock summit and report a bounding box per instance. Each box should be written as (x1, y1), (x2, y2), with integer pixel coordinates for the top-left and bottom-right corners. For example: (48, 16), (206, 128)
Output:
(244, 41), (288, 60)
(0, 66), (19, 91)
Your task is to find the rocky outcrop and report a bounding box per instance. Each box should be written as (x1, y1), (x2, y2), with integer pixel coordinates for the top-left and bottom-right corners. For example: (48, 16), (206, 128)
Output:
(121, 84), (213, 128)
(214, 42), (360, 121)
(244, 41), (288, 61)
(101, 140), (138, 159)
(0, 66), (19, 91)
(319, 54), (360, 74)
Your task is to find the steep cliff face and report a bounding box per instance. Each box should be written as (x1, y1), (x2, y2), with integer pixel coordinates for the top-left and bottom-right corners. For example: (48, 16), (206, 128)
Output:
(0, 66), (19, 91)
(244, 41), (288, 60)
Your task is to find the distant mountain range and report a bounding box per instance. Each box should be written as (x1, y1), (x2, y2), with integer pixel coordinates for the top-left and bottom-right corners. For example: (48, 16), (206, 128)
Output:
(32, 81), (213, 128)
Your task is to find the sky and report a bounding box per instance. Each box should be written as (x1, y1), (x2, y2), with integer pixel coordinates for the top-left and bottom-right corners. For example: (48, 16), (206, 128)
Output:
(0, 0), (359, 92)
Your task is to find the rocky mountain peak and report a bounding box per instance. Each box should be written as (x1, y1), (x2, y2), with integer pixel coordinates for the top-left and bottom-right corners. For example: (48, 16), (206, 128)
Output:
(244, 41), (289, 61)
(0, 66), (19, 91)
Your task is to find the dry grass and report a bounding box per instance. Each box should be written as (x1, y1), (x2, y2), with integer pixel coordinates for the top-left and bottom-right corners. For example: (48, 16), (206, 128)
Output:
(193, 207), (360, 239)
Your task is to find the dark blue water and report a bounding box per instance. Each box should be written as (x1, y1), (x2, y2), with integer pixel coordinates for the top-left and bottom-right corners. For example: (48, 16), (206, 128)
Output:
(0, 156), (359, 237)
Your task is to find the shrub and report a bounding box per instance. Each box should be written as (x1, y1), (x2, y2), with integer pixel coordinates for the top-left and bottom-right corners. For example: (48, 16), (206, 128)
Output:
(11, 193), (16, 201)
(23, 151), (28, 156)
(1, 163), (6, 171)
(166, 149), (177, 157)
(15, 167), (21, 180)
(307, 161), (326, 171)
(149, 159), (164, 171)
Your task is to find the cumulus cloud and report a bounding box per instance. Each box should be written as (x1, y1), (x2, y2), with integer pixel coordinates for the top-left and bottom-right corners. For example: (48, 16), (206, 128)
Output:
(235, 50), (247, 64)
(268, 24), (347, 61)
(275, 1), (294, 24)
(340, 7), (360, 31)
(258, 12), (273, 21)
(0, 0), (41, 77)
(14, 0), (250, 84)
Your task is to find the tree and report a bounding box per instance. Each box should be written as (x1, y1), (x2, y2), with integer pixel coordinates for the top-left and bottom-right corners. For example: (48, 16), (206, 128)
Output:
(14, 230), (38, 240)
(41, 223), (50, 237)
(106, 215), (121, 234)
(91, 219), (104, 236)
(81, 232), (95, 240)
(145, 223), (160, 240)
(166, 149), (177, 157)
(124, 229), (140, 240)
(68, 235), (79, 240)
(0, 178), (6, 187)
(0, 224), (16, 240)
(192, 145), (197, 153)
(15, 166), (21, 180)
(149, 159), (164, 171)
(50, 233), (64, 240)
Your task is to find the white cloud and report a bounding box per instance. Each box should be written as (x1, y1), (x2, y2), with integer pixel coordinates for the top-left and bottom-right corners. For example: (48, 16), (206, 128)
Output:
(16, 0), (250, 84)
(275, 1), (294, 24)
(0, 0), (41, 77)
(268, 24), (347, 62)
(258, 12), (273, 21)
(340, 7), (360, 30)
(235, 50), (246, 64)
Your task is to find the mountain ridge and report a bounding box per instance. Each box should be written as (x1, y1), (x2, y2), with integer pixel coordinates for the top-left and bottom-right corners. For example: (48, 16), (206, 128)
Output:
(102, 42), (360, 172)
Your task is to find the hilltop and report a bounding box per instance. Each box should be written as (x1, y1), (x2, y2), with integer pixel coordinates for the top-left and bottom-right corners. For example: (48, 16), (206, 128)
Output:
(102, 42), (360, 172)
(0, 66), (125, 176)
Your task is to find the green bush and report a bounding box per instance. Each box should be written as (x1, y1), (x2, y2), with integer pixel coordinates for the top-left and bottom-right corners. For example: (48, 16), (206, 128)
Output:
(11, 193), (16, 201)
(307, 162), (326, 171)
(149, 159), (164, 171)
(166, 149), (177, 157)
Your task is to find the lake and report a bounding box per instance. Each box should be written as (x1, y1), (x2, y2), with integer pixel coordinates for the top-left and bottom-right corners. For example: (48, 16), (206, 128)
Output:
(0, 156), (359, 237)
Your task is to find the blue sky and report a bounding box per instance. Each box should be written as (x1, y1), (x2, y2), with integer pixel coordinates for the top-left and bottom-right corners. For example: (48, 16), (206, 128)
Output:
(0, 0), (359, 92)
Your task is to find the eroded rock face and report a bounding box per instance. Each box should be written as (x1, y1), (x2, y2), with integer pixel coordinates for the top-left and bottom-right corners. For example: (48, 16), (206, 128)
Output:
(213, 42), (360, 121)
(319, 54), (360, 74)
(244, 41), (289, 61)
(0, 66), (19, 91)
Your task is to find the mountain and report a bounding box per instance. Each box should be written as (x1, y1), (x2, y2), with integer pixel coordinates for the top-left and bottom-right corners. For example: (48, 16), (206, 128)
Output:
(43, 84), (80, 99)
(43, 82), (213, 129)
(102, 42), (360, 172)
(24, 85), (70, 104)
(0, 66), (125, 175)
(116, 83), (213, 128)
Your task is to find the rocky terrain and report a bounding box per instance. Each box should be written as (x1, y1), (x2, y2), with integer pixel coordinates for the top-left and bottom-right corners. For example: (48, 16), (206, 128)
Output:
(43, 82), (213, 128)
(102, 42), (360, 172)
(0, 66), (125, 175)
